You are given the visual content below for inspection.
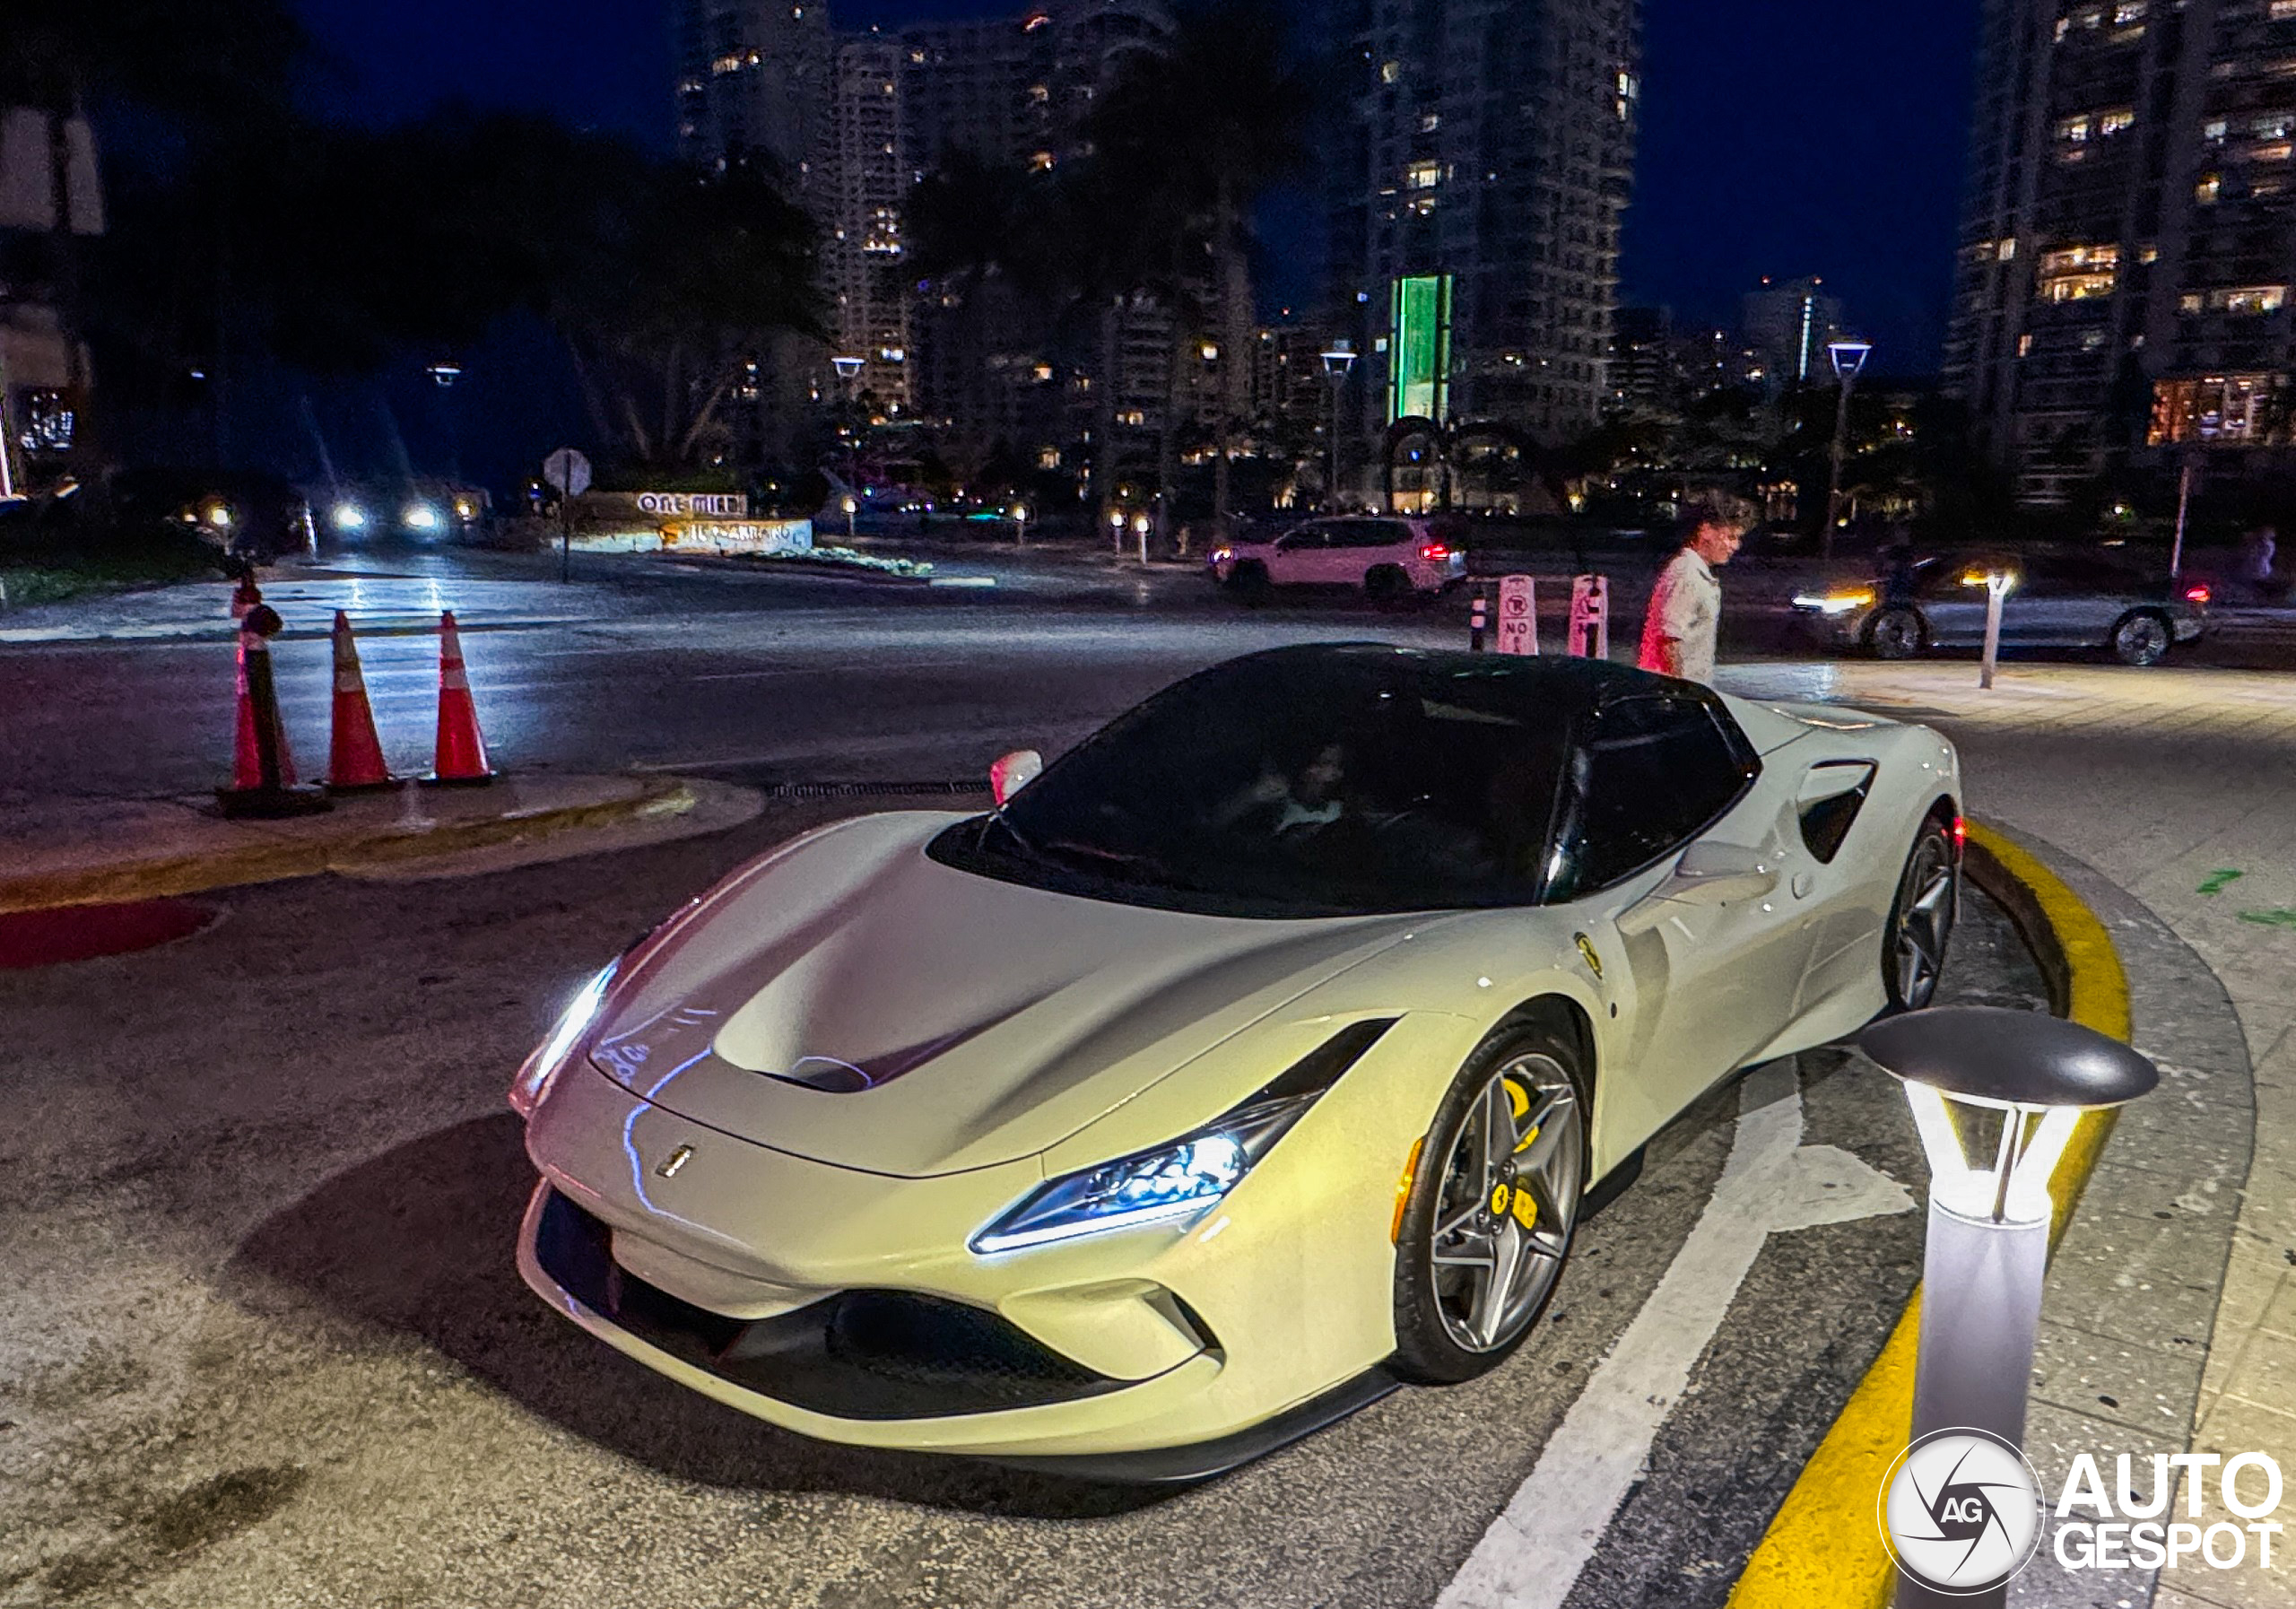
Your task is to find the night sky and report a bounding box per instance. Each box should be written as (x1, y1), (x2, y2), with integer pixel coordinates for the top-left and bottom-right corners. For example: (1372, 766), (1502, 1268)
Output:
(296, 0), (1983, 376)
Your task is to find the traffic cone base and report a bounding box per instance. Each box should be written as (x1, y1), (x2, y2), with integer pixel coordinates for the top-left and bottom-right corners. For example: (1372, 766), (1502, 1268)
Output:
(424, 609), (496, 785)
(326, 611), (398, 791)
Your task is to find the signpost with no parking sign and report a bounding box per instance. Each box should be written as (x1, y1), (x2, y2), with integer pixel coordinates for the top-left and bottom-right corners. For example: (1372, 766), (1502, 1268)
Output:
(1496, 575), (1538, 656)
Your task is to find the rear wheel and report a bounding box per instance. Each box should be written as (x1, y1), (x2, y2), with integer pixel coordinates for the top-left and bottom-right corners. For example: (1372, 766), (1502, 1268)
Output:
(1865, 606), (1926, 660)
(1391, 1020), (1588, 1384)
(1226, 561), (1272, 606)
(1883, 823), (1958, 1011)
(1364, 564), (1409, 604)
(2110, 610), (2173, 666)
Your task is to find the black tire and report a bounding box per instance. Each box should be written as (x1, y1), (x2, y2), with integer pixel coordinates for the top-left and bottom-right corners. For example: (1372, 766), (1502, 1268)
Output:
(1364, 564), (1408, 604)
(1864, 606), (1926, 660)
(1391, 1016), (1589, 1385)
(2109, 609), (2173, 667)
(1883, 822), (1958, 1012)
(1226, 561), (1272, 606)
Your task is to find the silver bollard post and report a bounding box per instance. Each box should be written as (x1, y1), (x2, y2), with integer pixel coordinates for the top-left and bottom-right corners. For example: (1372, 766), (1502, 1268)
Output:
(1860, 1007), (2157, 1609)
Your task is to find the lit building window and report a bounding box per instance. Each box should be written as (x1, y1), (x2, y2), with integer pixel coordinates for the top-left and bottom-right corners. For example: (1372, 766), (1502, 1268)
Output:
(1118, 409), (1145, 426)
(1030, 151), (1055, 171)
(2150, 374), (2278, 443)
(2181, 292), (2206, 313)
(2259, 141), (2295, 161)
(2217, 284), (2287, 313)
(2275, 0), (2296, 19)
(2114, 0), (2145, 22)
(1405, 160), (1441, 188)
(2038, 242), (2120, 300)
(2196, 173), (2222, 203)
(2018, 334), (2035, 356)
(1998, 237), (2018, 261)
(1380, 59), (1401, 83)
(2139, 242), (2160, 263)
(2206, 118), (2231, 143)
(2099, 108), (2135, 135)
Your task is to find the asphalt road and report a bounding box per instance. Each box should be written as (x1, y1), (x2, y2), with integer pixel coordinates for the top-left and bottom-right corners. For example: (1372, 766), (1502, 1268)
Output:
(0, 784), (2045, 1609)
(3, 540), (2291, 806)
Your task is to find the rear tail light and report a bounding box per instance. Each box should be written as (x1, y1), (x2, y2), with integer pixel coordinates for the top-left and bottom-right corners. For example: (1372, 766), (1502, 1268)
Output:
(1420, 543), (1453, 561)
(1952, 816), (1969, 856)
(2184, 584), (2211, 604)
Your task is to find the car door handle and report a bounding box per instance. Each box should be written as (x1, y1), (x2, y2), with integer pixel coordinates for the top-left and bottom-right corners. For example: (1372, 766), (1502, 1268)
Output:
(1792, 871), (1815, 899)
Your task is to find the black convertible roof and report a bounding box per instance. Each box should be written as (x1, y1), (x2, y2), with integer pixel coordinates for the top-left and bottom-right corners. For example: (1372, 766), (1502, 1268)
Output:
(1215, 641), (1699, 719)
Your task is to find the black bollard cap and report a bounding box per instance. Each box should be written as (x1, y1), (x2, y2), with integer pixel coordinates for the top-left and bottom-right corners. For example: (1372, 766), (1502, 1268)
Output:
(241, 604), (283, 639)
(1860, 1005), (2157, 1110)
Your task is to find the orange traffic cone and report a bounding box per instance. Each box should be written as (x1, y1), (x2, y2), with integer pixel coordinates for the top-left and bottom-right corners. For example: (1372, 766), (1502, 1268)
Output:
(230, 570), (263, 622)
(326, 611), (396, 790)
(425, 610), (495, 785)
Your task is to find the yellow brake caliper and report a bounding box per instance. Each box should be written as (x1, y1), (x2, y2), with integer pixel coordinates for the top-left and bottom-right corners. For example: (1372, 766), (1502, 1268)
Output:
(1500, 1078), (1542, 1231)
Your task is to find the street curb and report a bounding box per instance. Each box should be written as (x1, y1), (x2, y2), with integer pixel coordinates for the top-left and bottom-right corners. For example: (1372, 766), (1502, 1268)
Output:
(1726, 820), (2133, 1609)
(0, 778), (700, 915)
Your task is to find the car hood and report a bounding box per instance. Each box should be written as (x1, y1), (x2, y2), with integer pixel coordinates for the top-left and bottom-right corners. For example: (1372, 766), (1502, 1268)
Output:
(585, 813), (1419, 1178)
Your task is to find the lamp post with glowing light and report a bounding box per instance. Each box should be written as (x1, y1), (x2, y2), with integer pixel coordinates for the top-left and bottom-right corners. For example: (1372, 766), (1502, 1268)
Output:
(831, 354), (865, 509)
(1010, 503), (1028, 550)
(1823, 338), (1872, 561)
(1859, 1007), (2156, 1609)
(1132, 509), (1151, 566)
(1320, 347), (1357, 511)
(1109, 505), (1126, 554)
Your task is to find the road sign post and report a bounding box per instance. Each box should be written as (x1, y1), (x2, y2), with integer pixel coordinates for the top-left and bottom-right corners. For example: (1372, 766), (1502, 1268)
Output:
(543, 448), (593, 584)
(1568, 575), (1610, 659)
(1495, 575), (1537, 656)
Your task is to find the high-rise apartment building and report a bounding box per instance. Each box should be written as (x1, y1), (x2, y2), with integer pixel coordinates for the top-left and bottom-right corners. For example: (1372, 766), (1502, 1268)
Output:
(828, 35), (911, 412)
(1323, 0), (1639, 460)
(1945, 0), (2296, 505)
(1740, 276), (1846, 400)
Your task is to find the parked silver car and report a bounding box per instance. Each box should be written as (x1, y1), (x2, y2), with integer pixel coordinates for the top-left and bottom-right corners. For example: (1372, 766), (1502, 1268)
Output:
(1793, 550), (2210, 666)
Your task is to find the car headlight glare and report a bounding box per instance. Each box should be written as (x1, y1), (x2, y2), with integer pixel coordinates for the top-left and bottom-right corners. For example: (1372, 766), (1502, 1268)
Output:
(1792, 588), (1874, 614)
(333, 502), (369, 531)
(509, 961), (618, 1117)
(970, 1099), (1305, 1255)
(404, 503), (443, 532)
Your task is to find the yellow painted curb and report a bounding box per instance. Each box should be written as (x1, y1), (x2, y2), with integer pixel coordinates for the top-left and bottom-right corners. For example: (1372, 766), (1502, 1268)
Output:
(1726, 821), (2134, 1609)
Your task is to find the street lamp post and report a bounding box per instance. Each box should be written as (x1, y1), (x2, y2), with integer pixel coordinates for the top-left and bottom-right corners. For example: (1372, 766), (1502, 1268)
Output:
(831, 355), (865, 515)
(1320, 348), (1357, 511)
(1859, 1007), (2156, 1609)
(1823, 339), (1873, 562)
(1010, 504), (1028, 550)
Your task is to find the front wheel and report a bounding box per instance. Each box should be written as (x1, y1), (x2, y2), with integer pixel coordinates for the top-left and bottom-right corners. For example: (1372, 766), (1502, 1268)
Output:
(1391, 1020), (1588, 1384)
(1883, 823), (1958, 1012)
(2110, 610), (2173, 667)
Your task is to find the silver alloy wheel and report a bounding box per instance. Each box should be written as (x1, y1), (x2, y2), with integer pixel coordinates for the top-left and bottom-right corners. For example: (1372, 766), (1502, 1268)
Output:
(1891, 834), (1957, 1009)
(1428, 1053), (1583, 1352)
(2113, 613), (2171, 666)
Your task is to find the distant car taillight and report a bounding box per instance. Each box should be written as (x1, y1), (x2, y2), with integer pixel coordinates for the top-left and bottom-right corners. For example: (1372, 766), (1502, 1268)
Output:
(1420, 543), (1452, 561)
(2184, 583), (2212, 604)
(1952, 816), (1969, 856)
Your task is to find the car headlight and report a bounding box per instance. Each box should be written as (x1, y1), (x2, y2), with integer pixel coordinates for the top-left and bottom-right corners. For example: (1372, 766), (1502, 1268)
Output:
(204, 502), (234, 530)
(1792, 587), (1874, 615)
(970, 1017), (1399, 1256)
(404, 503), (443, 532)
(333, 502), (369, 531)
(509, 961), (618, 1118)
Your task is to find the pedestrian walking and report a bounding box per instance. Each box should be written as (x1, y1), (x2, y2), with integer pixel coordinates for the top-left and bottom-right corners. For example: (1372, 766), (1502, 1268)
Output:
(1637, 492), (1755, 684)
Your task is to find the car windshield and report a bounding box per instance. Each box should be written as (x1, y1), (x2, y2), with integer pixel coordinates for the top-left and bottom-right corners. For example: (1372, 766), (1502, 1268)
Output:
(930, 651), (1577, 918)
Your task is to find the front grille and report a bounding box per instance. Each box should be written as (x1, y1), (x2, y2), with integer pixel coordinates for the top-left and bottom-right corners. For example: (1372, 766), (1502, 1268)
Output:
(532, 1188), (1131, 1420)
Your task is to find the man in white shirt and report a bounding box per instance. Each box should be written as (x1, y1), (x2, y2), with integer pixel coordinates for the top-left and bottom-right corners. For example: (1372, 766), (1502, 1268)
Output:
(1638, 494), (1754, 683)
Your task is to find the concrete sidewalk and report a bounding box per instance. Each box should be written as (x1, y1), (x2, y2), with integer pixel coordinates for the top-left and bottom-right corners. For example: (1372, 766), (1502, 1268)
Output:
(0, 773), (758, 915)
(1721, 658), (2296, 1609)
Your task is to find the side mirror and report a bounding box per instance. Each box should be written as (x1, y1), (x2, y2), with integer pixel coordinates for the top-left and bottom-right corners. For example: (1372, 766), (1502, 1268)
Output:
(989, 749), (1043, 806)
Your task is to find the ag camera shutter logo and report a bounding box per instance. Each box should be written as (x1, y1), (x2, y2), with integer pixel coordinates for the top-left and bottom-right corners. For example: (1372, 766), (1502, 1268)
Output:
(1879, 1427), (2047, 1595)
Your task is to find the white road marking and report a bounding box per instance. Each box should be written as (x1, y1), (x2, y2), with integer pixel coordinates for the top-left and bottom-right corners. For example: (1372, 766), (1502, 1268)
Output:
(1437, 1063), (1914, 1609)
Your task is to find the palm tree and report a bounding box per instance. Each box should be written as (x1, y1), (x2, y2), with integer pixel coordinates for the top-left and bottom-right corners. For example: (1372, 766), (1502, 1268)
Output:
(1084, 0), (1314, 521)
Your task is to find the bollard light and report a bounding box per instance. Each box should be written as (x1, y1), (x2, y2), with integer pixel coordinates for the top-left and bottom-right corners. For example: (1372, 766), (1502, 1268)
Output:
(1860, 1006), (2157, 1608)
(1961, 564), (2018, 689)
(1132, 509), (1152, 566)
